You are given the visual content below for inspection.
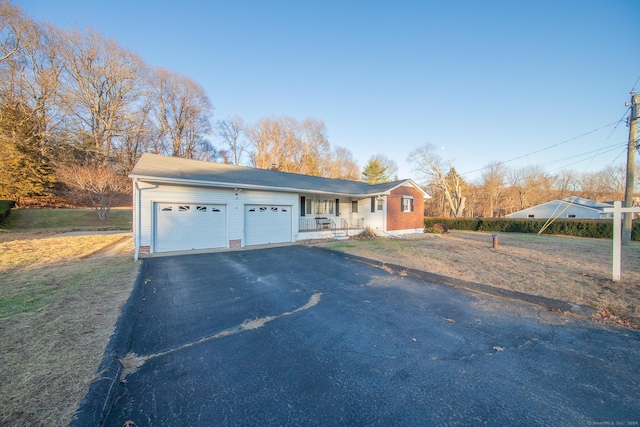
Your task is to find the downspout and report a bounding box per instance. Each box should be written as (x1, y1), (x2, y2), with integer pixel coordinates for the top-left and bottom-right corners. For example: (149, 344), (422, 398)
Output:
(382, 195), (386, 234)
(133, 178), (140, 261)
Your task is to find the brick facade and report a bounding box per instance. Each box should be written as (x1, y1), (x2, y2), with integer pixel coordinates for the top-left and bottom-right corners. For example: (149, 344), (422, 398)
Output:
(386, 186), (424, 231)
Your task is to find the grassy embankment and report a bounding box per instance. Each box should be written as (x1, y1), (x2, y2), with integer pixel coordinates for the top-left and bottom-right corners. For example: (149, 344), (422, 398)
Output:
(0, 208), (137, 426)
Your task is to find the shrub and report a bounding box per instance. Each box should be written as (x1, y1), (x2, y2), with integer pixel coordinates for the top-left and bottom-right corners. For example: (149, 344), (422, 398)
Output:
(353, 225), (377, 240)
(425, 223), (448, 234)
(0, 200), (16, 223)
(424, 216), (639, 241)
(424, 217), (479, 231)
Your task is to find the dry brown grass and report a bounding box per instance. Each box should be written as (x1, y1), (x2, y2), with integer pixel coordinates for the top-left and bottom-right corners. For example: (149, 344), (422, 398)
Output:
(0, 232), (136, 426)
(322, 231), (640, 327)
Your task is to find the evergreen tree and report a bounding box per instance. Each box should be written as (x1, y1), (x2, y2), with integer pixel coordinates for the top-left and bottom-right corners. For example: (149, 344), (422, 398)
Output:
(0, 101), (54, 202)
(361, 157), (390, 184)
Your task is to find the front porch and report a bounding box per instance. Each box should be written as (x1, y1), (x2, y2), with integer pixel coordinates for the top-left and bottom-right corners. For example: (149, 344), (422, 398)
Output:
(298, 217), (365, 240)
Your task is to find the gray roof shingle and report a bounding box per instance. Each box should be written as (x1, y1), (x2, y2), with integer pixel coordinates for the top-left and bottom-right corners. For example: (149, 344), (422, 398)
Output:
(130, 153), (422, 196)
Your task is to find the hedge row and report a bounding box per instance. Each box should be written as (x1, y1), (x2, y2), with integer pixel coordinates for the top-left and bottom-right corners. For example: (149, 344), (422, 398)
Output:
(0, 200), (16, 223)
(424, 217), (640, 241)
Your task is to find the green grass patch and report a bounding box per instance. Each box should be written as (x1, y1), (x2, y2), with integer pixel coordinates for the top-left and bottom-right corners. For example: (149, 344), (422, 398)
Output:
(2, 208), (132, 231)
(0, 286), (48, 319)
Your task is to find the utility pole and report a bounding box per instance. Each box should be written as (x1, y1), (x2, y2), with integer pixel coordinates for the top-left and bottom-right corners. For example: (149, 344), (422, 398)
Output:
(622, 92), (639, 245)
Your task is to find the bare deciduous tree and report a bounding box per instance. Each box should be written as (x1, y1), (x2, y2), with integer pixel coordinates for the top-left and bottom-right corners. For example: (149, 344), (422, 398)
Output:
(327, 146), (360, 180)
(60, 28), (144, 162)
(148, 67), (213, 159)
(57, 164), (129, 220)
(553, 169), (579, 199)
(480, 161), (507, 217)
(216, 115), (246, 165)
(245, 116), (358, 179)
(507, 165), (548, 210)
(409, 144), (466, 217)
(0, 0), (23, 63)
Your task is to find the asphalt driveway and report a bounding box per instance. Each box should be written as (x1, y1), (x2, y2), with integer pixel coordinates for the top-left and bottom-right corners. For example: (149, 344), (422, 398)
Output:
(101, 245), (639, 426)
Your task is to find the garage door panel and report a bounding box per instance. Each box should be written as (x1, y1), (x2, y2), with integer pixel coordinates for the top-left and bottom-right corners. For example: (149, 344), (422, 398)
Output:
(245, 205), (291, 246)
(155, 203), (226, 252)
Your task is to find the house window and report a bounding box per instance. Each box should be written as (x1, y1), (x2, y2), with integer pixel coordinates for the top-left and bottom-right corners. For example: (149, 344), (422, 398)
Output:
(352, 201), (358, 213)
(377, 198), (383, 211)
(528, 214), (535, 218)
(305, 198), (334, 215)
(401, 196), (414, 212)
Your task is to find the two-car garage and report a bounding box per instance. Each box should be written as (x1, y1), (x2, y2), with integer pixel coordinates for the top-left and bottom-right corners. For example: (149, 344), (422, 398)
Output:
(153, 202), (292, 253)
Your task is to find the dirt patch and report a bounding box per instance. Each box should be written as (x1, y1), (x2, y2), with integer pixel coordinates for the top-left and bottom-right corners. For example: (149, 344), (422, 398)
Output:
(319, 231), (640, 328)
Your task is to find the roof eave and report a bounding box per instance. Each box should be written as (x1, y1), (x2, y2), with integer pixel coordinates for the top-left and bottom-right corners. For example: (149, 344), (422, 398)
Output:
(129, 174), (380, 198)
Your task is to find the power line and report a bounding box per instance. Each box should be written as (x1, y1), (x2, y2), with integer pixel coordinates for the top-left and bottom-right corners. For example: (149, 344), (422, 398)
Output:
(545, 145), (627, 174)
(631, 72), (640, 93)
(504, 142), (626, 175)
(460, 120), (621, 177)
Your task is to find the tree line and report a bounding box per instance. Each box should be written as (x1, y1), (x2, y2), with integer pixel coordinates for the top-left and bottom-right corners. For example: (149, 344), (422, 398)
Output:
(410, 143), (638, 218)
(0, 1), (361, 207)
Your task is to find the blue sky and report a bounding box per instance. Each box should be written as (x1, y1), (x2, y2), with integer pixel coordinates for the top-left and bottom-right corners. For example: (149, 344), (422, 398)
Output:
(16, 0), (640, 183)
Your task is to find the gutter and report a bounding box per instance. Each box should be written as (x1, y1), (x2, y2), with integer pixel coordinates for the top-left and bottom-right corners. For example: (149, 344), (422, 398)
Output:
(128, 174), (390, 198)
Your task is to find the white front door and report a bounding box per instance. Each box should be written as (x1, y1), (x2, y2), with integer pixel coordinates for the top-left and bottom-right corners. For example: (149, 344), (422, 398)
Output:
(245, 205), (292, 246)
(155, 203), (226, 252)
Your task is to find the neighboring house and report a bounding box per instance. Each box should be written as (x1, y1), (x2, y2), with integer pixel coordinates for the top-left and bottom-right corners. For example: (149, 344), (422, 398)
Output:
(130, 153), (429, 256)
(507, 196), (614, 219)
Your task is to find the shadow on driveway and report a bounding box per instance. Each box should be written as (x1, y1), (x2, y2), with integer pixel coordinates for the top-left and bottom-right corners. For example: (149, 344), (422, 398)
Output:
(87, 245), (640, 426)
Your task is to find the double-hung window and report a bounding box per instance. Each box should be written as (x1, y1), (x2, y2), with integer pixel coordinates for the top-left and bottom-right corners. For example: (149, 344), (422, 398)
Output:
(402, 196), (414, 212)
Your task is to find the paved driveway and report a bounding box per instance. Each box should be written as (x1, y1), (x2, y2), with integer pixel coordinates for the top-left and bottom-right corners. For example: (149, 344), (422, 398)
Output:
(104, 245), (640, 426)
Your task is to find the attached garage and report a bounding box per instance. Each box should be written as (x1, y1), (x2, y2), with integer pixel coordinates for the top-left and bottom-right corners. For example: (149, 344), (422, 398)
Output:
(155, 203), (226, 252)
(245, 205), (292, 246)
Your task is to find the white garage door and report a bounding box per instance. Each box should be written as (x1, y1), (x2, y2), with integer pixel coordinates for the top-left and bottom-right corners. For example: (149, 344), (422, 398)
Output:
(155, 203), (226, 252)
(245, 205), (292, 246)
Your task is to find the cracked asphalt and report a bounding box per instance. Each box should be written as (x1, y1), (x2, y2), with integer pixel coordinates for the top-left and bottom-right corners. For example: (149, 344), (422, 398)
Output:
(104, 245), (640, 426)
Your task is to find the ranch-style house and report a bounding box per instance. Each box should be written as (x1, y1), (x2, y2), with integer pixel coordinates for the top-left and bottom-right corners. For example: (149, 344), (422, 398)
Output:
(130, 153), (429, 257)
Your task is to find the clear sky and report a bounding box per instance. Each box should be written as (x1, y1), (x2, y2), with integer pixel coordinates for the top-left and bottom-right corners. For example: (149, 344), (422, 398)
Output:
(15, 0), (640, 183)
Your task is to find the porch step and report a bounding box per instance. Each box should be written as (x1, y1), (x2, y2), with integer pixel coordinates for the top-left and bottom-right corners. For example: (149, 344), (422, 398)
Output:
(334, 231), (349, 241)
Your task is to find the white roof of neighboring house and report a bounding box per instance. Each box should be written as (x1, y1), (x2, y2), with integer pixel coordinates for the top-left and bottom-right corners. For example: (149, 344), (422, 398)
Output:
(507, 196), (614, 218)
(562, 196), (614, 210)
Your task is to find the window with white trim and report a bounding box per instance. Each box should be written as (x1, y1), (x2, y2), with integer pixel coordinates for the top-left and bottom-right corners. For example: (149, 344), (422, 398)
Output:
(305, 198), (335, 215)
(401, 196), (414, 212)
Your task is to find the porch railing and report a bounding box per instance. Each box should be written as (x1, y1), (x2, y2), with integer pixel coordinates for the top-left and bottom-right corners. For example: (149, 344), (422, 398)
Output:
(299, 217), (364, 232)
(341, 218), (364, 230)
